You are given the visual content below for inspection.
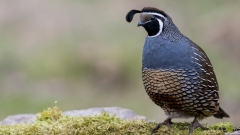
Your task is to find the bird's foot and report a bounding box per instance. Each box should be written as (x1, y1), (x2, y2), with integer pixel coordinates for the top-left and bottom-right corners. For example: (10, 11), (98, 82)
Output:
(189, 117), (209, 134)
(151, 118), (172, 135)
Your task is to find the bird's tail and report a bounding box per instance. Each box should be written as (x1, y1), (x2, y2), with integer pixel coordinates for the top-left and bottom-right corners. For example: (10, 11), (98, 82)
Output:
(213, 107), (230, 119)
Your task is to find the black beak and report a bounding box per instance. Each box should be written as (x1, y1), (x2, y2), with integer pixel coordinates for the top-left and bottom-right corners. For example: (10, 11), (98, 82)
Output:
(137, 21), (145, 27)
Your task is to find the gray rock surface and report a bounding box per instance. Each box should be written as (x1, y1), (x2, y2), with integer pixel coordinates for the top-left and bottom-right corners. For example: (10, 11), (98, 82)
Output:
(0, 114), (36, 125)
(63, 107), (146, 120)
(227, 130), (240, 135)
(0, 107), (146, 125)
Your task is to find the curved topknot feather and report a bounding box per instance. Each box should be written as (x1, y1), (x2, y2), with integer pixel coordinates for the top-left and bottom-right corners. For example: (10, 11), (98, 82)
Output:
(126, 10), (141, 22)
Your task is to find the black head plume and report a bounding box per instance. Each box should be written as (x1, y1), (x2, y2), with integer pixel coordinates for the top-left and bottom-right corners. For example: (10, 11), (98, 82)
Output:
(126, 10), (141, 22)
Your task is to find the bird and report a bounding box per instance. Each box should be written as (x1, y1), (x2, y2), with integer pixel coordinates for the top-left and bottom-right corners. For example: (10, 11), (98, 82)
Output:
(125, 7), (229, 134)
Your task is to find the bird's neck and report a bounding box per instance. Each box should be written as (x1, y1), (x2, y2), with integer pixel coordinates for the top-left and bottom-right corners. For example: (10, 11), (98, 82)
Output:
(160, 19), (185, 42)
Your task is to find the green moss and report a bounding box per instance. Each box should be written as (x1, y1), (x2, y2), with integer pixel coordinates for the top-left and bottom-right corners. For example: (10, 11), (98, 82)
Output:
(37, 101), (62, 122)
(0, 102), (233, 135)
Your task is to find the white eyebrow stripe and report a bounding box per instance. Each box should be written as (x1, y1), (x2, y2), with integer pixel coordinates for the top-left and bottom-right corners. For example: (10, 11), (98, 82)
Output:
(141, 12), (166, 20)
(143, 20), (152, 24)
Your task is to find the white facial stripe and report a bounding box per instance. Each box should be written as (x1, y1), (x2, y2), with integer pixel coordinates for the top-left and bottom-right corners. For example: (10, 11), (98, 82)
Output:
(144, 20), (151, 24)
(141, 12), (166, 38)
(141, 12), (166, 20)
(148, 19), (163, 38)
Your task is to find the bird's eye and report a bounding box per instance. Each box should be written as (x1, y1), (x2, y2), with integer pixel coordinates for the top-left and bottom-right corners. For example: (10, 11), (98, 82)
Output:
(151, 16), (156, 20)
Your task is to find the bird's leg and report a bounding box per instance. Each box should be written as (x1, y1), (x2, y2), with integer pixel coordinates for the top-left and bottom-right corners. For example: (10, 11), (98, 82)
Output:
(189, 116), (209, 134)
(151, 117), (172, 135)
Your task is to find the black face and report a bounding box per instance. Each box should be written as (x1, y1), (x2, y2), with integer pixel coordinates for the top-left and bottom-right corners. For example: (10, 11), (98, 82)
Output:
(142, 19), (160, 36)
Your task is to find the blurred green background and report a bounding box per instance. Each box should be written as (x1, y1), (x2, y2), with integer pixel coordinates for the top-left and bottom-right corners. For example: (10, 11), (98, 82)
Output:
(0, 0), (239, 126)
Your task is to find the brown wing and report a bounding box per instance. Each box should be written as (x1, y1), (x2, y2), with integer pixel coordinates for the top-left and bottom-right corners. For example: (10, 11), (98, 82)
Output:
(189, 42), (220, 112)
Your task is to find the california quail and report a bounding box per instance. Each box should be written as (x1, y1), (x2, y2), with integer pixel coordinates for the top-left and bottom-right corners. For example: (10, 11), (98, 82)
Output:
(125, 7), (230, 134)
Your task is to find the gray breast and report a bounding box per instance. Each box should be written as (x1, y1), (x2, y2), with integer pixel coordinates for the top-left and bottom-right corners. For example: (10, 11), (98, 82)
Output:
(142, 36), (192, 70)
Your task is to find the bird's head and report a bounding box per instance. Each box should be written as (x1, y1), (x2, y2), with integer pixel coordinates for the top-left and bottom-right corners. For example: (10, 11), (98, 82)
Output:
(126, 7), (169, 37)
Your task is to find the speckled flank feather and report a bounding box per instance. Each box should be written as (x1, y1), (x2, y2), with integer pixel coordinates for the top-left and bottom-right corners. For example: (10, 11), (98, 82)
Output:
(142, 68), (219, 120)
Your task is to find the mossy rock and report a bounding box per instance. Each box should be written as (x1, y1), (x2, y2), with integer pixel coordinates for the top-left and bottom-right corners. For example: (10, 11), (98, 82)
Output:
(0, 102), (234, 135)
